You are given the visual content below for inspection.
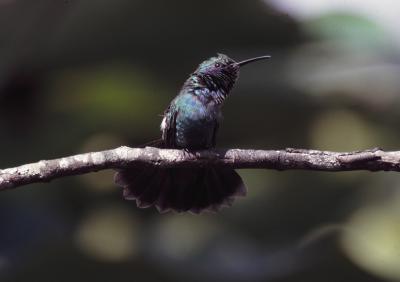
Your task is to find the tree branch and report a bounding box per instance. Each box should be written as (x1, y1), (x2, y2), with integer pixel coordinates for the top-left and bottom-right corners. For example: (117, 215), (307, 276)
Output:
(0, 146), (398, 191)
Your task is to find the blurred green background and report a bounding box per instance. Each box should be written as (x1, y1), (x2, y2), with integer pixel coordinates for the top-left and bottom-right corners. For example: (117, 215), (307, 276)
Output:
(1, 0), (400, 281)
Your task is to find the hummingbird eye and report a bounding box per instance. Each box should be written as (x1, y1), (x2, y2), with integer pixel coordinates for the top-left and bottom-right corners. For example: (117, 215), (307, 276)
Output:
(214, 63), (221, 68)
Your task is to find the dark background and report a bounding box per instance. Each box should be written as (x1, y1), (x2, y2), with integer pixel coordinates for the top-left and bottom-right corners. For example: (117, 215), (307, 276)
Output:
(1, 0), (400, 281)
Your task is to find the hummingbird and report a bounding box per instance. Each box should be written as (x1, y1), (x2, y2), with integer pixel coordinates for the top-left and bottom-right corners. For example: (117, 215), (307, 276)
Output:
(114, 53), (270, 213)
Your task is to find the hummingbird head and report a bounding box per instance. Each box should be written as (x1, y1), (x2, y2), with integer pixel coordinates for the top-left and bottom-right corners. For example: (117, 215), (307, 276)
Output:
(193, 53), (270, 94)
(196, 53), (238, 76)
(195, 54), (239, 91)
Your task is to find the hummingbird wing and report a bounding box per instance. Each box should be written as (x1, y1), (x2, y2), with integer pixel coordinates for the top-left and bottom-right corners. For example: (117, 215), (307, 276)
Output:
(161, 105), (179, 148)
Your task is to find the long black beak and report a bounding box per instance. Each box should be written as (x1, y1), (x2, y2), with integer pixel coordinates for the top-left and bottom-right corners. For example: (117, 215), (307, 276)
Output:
(236, 55), (271, 67)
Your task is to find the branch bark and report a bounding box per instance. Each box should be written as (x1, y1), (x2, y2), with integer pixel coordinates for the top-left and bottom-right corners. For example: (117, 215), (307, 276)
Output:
(0, 146), (398, 191)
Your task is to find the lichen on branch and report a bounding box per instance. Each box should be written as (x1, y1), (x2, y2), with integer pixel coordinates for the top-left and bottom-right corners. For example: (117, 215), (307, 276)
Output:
(0, 146), (398, 191)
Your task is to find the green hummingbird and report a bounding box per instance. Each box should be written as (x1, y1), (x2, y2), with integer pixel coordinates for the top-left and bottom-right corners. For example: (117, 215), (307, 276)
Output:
(115, 53), (270, 213)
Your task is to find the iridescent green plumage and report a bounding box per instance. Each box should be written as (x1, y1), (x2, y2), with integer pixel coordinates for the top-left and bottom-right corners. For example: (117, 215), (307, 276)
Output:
(115, 53), (270, 213)
(161, 53), (238, 149)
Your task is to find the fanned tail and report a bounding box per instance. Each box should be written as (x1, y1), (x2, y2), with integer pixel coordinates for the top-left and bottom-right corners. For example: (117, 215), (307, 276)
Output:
(114, 167), (246, 213)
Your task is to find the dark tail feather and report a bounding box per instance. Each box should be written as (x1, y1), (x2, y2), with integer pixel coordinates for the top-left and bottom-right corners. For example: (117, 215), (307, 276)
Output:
(114, 167), (246, 213)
